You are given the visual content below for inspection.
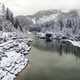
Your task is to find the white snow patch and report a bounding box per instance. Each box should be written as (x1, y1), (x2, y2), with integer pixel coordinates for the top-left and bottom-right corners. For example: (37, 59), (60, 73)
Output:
(66, 40), (80, 47)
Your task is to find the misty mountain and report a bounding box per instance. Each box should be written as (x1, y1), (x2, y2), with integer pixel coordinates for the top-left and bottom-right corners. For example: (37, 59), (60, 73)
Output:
(16, 10), (61, 32)
(16, 9), (80, 41)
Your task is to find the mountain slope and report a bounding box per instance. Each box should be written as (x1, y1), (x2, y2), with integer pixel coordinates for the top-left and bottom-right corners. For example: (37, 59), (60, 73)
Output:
(16, 9), (80, 40)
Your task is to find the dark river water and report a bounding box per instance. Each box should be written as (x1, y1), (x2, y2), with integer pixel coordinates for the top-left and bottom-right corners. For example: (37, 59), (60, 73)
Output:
(17, 37), (80, 80)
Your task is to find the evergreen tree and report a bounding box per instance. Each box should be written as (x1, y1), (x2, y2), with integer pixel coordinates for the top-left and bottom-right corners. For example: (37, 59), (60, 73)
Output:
(0, 25), (2, 31)
(10, 12), (14, 24)
(2, 4), (5, 13)
(6, 8), (10, 20)
(14, 18), (23, 32)
(14, 18), (18, 29)
(59, 20), (63, 31)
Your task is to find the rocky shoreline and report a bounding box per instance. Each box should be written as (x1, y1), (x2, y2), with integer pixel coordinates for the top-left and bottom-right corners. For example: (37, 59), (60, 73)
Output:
(0, 32), (32, 80)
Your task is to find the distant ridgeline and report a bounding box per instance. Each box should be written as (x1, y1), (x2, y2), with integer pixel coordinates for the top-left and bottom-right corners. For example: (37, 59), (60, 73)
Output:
(0, 3), (23, 32)
(19, 10), (80, 41)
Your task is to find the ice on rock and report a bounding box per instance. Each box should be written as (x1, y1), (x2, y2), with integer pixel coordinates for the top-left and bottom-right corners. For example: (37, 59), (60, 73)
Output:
(0, 32), (32, 80)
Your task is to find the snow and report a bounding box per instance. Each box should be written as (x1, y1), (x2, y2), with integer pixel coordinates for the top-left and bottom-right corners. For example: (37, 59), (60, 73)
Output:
(67, 40), (80, 47)
(36, 32), (45, 38)
(0, 32), (32, 80)
(32, 18), (36, 24)
(36, 14), (59, 24)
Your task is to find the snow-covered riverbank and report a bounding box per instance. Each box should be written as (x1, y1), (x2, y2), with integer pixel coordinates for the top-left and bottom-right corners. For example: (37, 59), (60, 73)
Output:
(0, 32), (32, 80)
(35, 32), (80, 48)
(66, 40), (80, 47)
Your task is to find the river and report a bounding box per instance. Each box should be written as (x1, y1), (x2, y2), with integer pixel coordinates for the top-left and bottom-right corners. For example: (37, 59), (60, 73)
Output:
(17, 34), (80, 80)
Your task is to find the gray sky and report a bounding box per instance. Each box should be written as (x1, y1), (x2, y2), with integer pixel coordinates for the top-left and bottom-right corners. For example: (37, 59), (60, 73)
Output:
(1, 0), (80, 16)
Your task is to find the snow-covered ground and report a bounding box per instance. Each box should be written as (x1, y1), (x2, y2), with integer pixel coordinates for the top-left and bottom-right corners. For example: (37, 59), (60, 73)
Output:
(66, 40), (80, 47)
(0, 32), (32, 80)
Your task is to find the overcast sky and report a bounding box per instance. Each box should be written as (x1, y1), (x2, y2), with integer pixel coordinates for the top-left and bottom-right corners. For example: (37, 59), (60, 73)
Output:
(0, 0), (80, 16)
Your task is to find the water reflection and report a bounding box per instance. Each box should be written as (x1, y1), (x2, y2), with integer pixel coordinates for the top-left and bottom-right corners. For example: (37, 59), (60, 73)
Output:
(17, 36), (80, 80)
(33, 37), (80, 58)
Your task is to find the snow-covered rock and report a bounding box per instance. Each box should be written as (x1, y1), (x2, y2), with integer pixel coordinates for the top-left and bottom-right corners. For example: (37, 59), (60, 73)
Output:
(0, 32), (32, 80)
(66, 39), (80, 47)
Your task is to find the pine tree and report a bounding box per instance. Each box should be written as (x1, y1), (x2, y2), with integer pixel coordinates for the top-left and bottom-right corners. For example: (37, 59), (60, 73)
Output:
(14, 18), (18, 29)
(6, 8), (9, 20)
(0, 25), (2, 31)
(59, 20), (63, 31)
(2, 4), (5, 13)
(14, 18), (23, 32)
(6, 8), (15, 26)
(10, 12), (14, 24)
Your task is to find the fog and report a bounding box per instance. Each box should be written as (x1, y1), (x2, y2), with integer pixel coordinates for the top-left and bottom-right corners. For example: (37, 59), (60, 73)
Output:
(1, 0), (80, 16)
